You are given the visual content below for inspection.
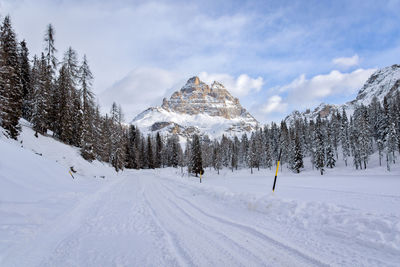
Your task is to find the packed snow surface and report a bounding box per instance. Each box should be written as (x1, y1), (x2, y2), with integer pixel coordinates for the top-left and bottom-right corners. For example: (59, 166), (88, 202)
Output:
(1, 124), (400, 266)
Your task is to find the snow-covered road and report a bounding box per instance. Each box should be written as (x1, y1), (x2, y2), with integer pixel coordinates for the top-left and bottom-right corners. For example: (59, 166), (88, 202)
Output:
(3, 168), (400, 266)
(1, 126), (400, 266)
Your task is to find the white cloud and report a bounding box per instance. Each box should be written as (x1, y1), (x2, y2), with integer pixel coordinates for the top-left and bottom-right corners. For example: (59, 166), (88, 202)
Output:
(263, 68), (376, 117)
(332, 54), (360, 68)
(198, 72), (264, 97)
(99, 67), (184, 121)
(261, 95), (287, 114)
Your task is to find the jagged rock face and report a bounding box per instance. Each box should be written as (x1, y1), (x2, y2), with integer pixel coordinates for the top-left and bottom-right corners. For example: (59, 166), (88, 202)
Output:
(132, 76), (259, 138)
(285, 64), (400, 124)
(352, 64), (400, 105)
(161, 77), (252, 120)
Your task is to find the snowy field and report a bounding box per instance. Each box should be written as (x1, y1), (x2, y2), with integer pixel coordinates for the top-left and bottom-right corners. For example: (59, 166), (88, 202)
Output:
(1, 124), (400, 266)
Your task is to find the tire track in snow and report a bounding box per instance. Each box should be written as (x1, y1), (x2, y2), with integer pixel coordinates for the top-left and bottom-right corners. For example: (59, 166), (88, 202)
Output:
(160, 180), (330, 267)
(284, 185), (400, 200)
(152, 180), (266, 266)
(140, 179), (192, 267)
(1, 177), (123, 267)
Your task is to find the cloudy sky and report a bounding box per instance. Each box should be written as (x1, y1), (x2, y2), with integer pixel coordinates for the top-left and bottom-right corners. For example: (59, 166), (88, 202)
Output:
(1, 0), (400, 123)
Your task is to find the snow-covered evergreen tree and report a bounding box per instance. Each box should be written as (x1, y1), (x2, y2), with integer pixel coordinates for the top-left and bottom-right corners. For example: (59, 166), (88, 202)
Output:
(146, 135), (154, 169)
(212, 140), (222, 174)
(31, 55), (49, 135)
(191, 134), (203, 176)
(292, 130), (304, 173)
(79, 55), (95, 160)
(0, 16), (23, 139)
(387, 122), (398, 165)
(18, 40), (33, 120)
(340, 109), (351, 166)
(154, 132), (163, 168)
(315, 116), (325, 175)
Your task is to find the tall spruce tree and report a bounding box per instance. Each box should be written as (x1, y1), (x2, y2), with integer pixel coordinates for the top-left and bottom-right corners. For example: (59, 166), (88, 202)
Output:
(18, 40), (33, 120)
(146, 135), (154, 169)
(155, 132), (163, 168)
(79, 55), (95, 160)
(315, 116), (325, 175)
(31, 54), (49, 134)
(125, 125), (137, 169)
(340, 109), (350, 166)
(0, 16), (23, 139)
(387, 122), (398, 165)
(212, 140), (222, 174)
(191, 134), (203, 176)
(292, 130), (304, 173)
(44, 24), (57, 71)
(43, 25), (58, 132)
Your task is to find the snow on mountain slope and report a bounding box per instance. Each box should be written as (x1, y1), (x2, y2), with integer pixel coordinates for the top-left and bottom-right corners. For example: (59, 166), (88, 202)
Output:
(352, 64), (400, 105)
(1, 122), (400, 266)
(285, 64), (400, 124)
(132, 77), (259, 138)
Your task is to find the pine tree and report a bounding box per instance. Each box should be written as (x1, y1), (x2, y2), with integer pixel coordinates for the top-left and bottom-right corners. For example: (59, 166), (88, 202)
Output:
(200, 135), (213, 169)
(43, 24), (58, 133)
(340, 109), (350, 166)
(387, 122), (398, 165)
(230, 140), (238, 171)
(280, 121), (290, 170)
(71, 85), (82, 146)
(0, 16), (23, 139)
(249, 133), (258, 174)
(18, 40), (33, 120)
(292, 130), (304, 173)
(357, 106), (371, 169)
(326, 122), (336, 169)
(350, 117), (362, 170)
(79, 56), (95, 160)
(125, 125), (137, 168)
(57, 64), (73, 143)
(44, 24), (57, 71)
(146, 135), (154, 169)
(134, 127), (142, 169)
(31, 54), (49, 134)
(184, 137), (192, 173)
(315, 116), (325, 175)
(212, 140), (222, 174)
(109, 103), (125, 171)
(326, 142), (336, 168)
(59, 47), (80, 144)
(92, 105), (102, 160)
(155, 132), (163, 168)
(171, 134), (179, 168)
(240, 134), (249, 167)
(191, 134), (203, 176)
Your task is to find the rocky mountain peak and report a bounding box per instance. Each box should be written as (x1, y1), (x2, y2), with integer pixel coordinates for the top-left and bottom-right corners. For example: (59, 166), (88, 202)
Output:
(211, 81), (225, 90)
(161, 77), (252, 120)
(180, 76), (210, 94)
(132, 76), (259, 139)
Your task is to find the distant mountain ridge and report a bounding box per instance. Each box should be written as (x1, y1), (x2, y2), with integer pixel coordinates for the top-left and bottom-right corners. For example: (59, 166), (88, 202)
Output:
(285, 64), (400, 124)
(131, 76), (259, 138)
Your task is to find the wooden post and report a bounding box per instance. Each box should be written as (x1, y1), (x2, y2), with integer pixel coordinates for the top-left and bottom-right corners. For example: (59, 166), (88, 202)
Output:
(272, 149), (282, 192)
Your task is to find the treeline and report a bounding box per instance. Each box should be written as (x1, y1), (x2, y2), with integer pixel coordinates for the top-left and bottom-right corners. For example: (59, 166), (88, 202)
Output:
(1, 14), (399, 175)
(203, 93), (400, 174)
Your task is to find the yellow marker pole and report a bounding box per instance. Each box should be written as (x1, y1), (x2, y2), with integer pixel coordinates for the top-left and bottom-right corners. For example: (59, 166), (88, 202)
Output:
(200, 172), (202, 183)
(69, 171), (75, 179)
(272, 149), (282, 192)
